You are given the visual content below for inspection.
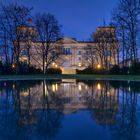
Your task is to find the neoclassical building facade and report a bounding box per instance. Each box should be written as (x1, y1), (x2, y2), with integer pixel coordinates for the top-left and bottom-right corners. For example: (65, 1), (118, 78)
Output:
(16, 26), (119, 74)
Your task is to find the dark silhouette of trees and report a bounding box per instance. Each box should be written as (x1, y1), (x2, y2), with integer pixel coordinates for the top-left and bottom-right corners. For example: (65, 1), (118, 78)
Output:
(112, 0), (140, 65)
(93, 27), (119, 70)
(34, 13), (63, 74)
(0, 3), (32, 72)
(0, 3), (63, 74)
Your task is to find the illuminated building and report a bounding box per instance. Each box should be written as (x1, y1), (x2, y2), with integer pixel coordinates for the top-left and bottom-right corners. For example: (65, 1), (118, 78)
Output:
(15, 25), (119, 74)
(17, 80), (118, 124)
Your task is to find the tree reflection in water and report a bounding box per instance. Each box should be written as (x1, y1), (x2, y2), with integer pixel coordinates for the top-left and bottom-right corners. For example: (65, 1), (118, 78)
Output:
(36, 80), (64, 139)
(84, 81), (118, 125)
(109, 81), (139, 140)
(0, 80), (139, 140)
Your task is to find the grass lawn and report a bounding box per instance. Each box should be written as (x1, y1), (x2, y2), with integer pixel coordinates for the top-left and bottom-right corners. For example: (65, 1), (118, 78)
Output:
(0, 74), (140, 81)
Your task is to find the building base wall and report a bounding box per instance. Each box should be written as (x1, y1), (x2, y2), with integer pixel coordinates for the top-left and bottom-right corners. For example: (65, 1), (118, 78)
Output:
(62, 68), (76, 74)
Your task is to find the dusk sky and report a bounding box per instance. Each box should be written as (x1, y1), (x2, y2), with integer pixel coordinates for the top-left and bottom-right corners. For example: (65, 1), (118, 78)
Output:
(0, 0), (118, 40)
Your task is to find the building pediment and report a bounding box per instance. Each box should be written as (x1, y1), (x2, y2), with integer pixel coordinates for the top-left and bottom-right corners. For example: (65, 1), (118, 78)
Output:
(56, 37), (78, 44)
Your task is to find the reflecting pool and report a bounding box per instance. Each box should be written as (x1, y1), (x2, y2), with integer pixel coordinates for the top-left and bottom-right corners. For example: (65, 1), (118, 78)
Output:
(0, 79), (140, 140)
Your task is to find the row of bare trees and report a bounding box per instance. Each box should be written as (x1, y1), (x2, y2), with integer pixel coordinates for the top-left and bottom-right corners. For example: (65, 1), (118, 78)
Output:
(88, 28), (119, 70)
(0, 3), (32, 71)
(111, 0), (140, 66)
(0, 2), (62, 74)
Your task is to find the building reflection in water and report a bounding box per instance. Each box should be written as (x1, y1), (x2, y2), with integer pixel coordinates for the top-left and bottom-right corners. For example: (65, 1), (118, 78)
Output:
(16, 80), (119, 123)
(0, 80), (139, 140)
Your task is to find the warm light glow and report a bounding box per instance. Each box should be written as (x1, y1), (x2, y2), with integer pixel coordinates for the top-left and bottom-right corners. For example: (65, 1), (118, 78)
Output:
(52, 62), (55, 66)
(52, 84), (55, 92)
(85, 85), (88, 90)
(78, 63), (82, 67)
(52, 84), (58, 92)
(97, 83), (101, 90)
(12, 64), (15, 69)
(21, 92), (29, 97)
(97, 64), (101, 69)
(55, 64), (58, 68)
(45, 83), (48, 96)
(78, 84), (82, 91)
(107, 91), (110, 96)
(13, 84), (15, 89)
(55, 84), (58, 91)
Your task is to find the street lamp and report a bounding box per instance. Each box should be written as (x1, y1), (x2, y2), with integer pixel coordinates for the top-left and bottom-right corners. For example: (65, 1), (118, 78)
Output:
(55, 64), (58, 68)
(97, 64), (101, 69)
(97, 83), (101, 90)
(12, 64), (16, 69)
(52, 62), (55, 66)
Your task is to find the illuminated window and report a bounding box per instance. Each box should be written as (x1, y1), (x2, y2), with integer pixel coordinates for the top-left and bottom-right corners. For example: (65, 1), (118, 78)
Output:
(78, 51), (82, 55)
(63, 48), (71, 54)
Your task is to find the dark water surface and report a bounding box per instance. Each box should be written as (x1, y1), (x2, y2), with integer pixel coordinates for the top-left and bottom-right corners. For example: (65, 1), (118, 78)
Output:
(0, 79), (140, 140)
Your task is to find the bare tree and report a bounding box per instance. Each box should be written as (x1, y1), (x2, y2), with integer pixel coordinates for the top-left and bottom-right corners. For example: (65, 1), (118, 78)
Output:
(0, 3), (32, 72)
(93, 27), (119, 69)
(84, 45), (95, 68)
(34, 13), (63, 74)
(17, 24), (38, 69)
(112, 0), (140, 64)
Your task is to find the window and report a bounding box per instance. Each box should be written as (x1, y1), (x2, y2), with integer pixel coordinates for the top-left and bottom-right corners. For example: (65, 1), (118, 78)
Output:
(85, 50), (89, 55)
(21, 50), (28, 56)
(23, 59), (28, 64)
(79, 57), (81, 61)
(85, 57), (88, 61)
(63, 48), (71, 55)
(78, 51), (82, 55)
(51, 51), (55, 56)
(105, 50), (110, 56)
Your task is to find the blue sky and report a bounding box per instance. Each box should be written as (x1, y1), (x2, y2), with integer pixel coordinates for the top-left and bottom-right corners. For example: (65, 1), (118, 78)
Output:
(0, 0), (118, 40)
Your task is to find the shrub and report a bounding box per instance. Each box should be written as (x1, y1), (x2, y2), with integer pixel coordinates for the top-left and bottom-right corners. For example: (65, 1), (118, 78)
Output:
(46, 68), (62, 74)
(109, 65), (120, 75)
(0, 64), (15, 75)
(18, 63), (42, 74)
(76, 67), (94, 74)
(0, 63), (42, 75)
(120, 66), (130, 75)
(130, 62), (140, 75)
(76, 67), (107, 75)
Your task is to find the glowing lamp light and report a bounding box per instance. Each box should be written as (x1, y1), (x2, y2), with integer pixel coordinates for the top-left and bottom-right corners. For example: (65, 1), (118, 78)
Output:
(78, 84), (82, 91)
(13, 84), (15, 89)
(97, 64), (101, 69)
(97, 83), (101, 90)
(52, 84), (58, 92)
(78, 63), (82, 67)
(55, 64), (58, 68)
(12, 64), (15, 69)
(55, 84), (58, 91)
(107, 92), (110, 96)
(45, 84), (48, 96)
(52, 62), (55, 66)
(52, 84), (55, 92)
(21, 92), (29, 97)
(85, 85), (88, 90)
(128, 86), (131, 92)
